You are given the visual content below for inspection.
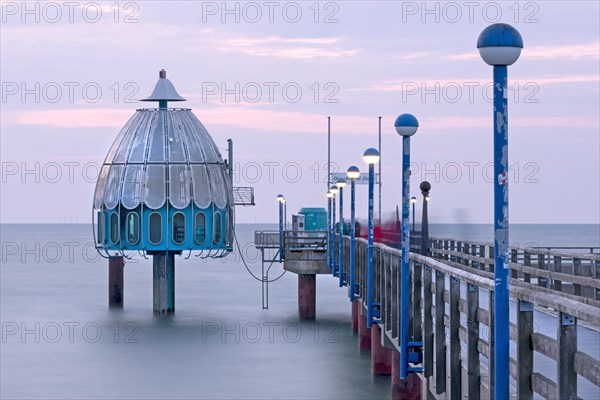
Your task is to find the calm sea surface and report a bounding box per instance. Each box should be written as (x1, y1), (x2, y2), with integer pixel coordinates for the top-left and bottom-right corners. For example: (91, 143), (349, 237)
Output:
(1, 224), (599, 399)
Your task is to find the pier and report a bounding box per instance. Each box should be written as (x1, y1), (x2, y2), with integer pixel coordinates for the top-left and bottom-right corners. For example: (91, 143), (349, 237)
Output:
(318, 230), (600, 399)
(271, 178), (599, 399)
(268, 222), (600, 398)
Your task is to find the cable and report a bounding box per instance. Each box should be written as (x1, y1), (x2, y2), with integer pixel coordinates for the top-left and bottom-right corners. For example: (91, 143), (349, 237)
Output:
(233, 227), (286, 283)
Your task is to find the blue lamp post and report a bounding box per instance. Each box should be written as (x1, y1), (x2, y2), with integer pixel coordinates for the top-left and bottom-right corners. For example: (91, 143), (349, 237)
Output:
(395, 113), (419, 379)
(277, 194), (285, 261)
(347, 166), (360, 301)
(337, 178), (347, 287)
(478, 23), (523, 400)
(327, 190), (334, 271)
(363, 148), (380, 328)
(329, 185), (339, 277)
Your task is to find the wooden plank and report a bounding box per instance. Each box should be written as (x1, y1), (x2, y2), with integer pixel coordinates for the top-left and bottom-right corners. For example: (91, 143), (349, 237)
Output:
(467, 282), (480, 400)
(531, 372), (584, 400)
(517, 300), (534, 400)
(557, 312), (578, 399)
(449, 276), (461, 400)
(532, 332), (557, 360)
(574, 351), (600, 388)
(510, 262), (600, 290)
(532, 372), (556, 400)
(434, 270), (446, 395)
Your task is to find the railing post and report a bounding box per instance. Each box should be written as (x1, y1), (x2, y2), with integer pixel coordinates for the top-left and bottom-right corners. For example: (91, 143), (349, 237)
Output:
(444, 240), (449, 261)
(595, 260), (600, 300)
(538, 253), (548, 288)
(463, 242), (471, 267)
(488, 289), (495, 400)
(553, 255), (562, 292)
(467, 282), (480, 399)
(449, 276), (461, 400)
(557, 312), (577, 399)
(487, 242), (496, 400)
(434, 270), (446, 394)
(517, 299), (533, 400)
(523, 251), (531, 283)
(412, 260), (422, 343)
(423, 263), (434, 379)
(392, 254), (399, 339)
(511, 248), (518, 279)
(573, 258), (582, 296)
(479, 245), (486, 271)
(385, 253), (397, 328)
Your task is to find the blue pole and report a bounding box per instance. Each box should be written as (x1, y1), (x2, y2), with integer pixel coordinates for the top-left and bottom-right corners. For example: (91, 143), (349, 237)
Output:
(493, 64), (510, 400)
(278, 201), (283, 262)
(339, 186), (344, 287)
(349, 179), (356, 300)
(399, 135), (411, 378)
(367, 163), (375, 328)
(332, 194), (337, 277)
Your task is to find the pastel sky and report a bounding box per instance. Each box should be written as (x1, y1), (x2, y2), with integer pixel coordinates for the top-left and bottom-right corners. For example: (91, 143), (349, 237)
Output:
(1, 1), (599, 225)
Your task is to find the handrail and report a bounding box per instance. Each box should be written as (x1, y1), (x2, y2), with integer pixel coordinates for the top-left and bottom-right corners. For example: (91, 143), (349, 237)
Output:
(355, 236), (600, 326)
(340, 234), (600, 399)
(430, 236), (600, 260)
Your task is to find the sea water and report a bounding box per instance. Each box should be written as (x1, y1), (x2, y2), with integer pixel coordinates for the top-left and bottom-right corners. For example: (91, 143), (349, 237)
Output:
(1, 224), (598, 399)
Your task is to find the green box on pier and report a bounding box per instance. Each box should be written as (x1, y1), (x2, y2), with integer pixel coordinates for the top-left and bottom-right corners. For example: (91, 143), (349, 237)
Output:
(299, 207), (327, 231)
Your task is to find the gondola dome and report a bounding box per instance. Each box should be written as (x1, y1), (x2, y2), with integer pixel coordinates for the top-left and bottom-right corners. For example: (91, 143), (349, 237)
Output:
(93, 70), (233, 256)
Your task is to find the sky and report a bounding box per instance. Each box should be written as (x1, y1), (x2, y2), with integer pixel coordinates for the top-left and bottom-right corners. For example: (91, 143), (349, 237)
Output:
(1, 0), (599, 224)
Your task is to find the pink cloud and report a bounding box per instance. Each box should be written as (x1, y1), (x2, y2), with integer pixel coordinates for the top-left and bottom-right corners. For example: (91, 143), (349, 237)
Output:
(449, 41), (600, 61)
(9, 107), (597, 132)
(212, 35), (359, 59)
(357, 75), (599, 92)
(11, 108), (132, 128)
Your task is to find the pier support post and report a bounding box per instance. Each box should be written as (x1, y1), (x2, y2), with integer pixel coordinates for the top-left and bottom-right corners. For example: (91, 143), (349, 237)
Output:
(108, 256), (124, 308)
(153, 252), (175, 314)
(392, 350), (422, 400)
(351, 299), (359, 333)
(298, 274), (316, 320)
(371, 325), (392, 375)
(357, 305), (371, 350)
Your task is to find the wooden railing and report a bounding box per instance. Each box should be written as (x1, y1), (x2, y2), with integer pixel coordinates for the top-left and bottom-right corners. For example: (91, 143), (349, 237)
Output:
(341, 235), (600, 400)
(428, 237), (600, 303)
